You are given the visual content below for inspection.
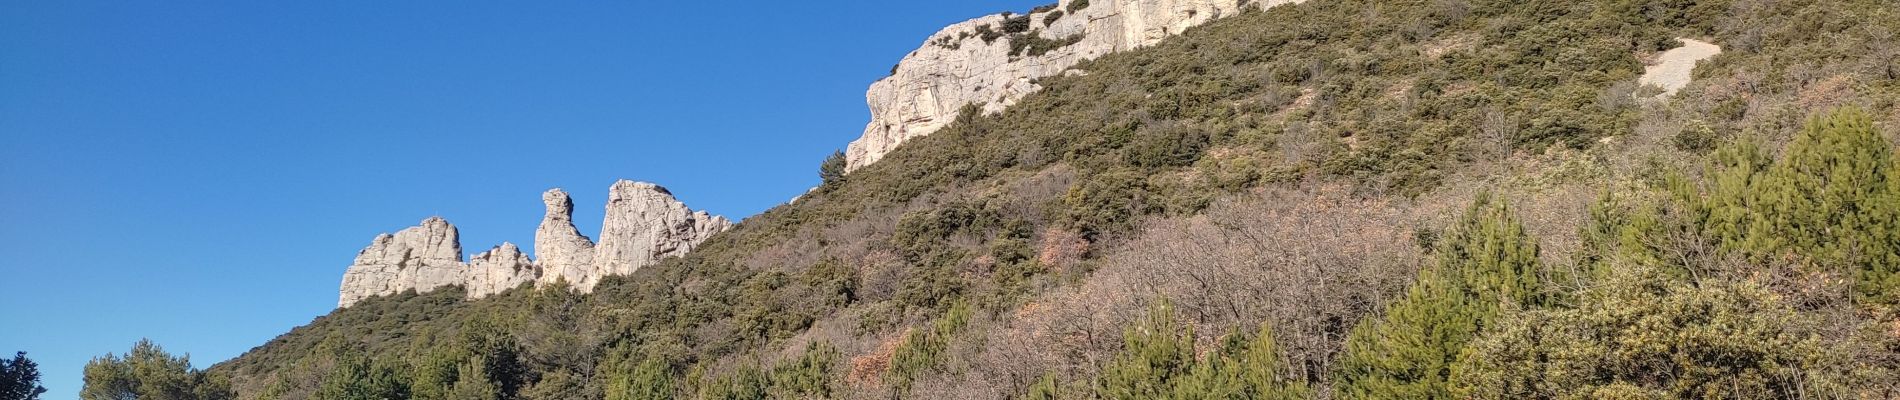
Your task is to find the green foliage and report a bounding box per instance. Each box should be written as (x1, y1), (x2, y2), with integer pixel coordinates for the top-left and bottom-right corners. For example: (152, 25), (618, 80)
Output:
(1001, 14), (1033, 34)
(1748, 108), (1900, 302)
(690, 343), (837, 400)
(767, 342), (840, 398)
(604, 358), (672, 400)
(889, 301), (973, 390)
(698, 364), (767, 400)
(1453, 265), (1866, 399)
(0, 352), (46, 400)
(1066, 0), (1090, 13)
(1063, 168), (1152, 237)
(1680, 108), (1900, 304)
(82, 339), (234, 400)
(818, 150), (847, 188)
(1097, 302), (1197, 399)
(316, 352), (409, 400)
(1334, 194), (1542, 399)
(1022, 373), (1064, 400)
(1096, 302), (1312, 399)
(1672, 120), (1719, 152)
(1010, 32), (1085, 57)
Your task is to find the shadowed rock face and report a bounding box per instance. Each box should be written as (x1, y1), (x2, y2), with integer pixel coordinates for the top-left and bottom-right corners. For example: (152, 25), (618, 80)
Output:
(845, 0), (1308, 171)
(336, 181), (730, 308)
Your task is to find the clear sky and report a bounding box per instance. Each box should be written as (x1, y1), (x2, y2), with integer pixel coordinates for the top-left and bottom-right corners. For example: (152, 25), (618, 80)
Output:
(0, 1), (1041, 397)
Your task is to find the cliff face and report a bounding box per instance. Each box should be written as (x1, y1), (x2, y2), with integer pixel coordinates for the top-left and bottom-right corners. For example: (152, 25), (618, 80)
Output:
(337, 180), (730, 308)
(845, 0), (1306, 170)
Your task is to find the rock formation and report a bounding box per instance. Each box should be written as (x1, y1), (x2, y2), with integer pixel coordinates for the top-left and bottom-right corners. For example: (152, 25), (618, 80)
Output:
(467, 243), (537, 298)
(534, 188), (595, 288)
(845, 0), (1307, 170)
(584, 181), (731, 290)
(337, 181), (730, 308)
(336, 217), (468, 307)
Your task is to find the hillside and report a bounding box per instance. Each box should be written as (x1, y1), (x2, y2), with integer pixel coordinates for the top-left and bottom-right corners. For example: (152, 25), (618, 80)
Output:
(210, 0), (1900, 398)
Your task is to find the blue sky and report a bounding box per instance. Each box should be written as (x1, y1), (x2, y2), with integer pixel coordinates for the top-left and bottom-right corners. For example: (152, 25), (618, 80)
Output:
(0, 1), (1041, 397)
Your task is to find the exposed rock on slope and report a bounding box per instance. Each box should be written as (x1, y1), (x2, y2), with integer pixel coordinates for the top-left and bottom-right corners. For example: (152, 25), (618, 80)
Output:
(845, 0), (1307, 170)
(467, 243), (537, 298)
(336, 217), (467, 308)
(579, 180), (731, 291)
(337, 181), (730, 307)
(534, 188), (596, 288)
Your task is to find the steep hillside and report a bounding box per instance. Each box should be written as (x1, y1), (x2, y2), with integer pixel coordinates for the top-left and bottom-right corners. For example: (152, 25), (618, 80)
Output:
(212, 0), (1900, 398)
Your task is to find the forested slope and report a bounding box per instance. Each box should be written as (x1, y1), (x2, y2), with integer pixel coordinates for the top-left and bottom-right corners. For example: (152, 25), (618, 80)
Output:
(209, 0), (1900, 398)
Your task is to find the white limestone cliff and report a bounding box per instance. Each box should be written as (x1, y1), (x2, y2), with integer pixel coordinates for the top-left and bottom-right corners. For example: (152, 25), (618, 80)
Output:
(534, 188), (596, 288)
(845, 0), (1306, 170)
(336, 217), (466, 307)
(337, 181), (730, 308)
(468, 243), (538, 298)
(587, 180), (732, 291)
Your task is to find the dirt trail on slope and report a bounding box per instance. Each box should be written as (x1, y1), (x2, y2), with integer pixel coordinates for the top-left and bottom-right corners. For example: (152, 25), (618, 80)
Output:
(1639, 38), (1722, 98)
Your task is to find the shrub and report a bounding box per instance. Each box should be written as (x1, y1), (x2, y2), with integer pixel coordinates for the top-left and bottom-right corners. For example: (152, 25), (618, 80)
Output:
(1066, 0), (1090, 13)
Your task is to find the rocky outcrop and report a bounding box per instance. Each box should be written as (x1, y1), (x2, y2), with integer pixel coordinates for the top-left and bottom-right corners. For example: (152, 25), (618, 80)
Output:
(467, 243), (538, 298)
(534, 189), (595, 288)
(336, 217), (467, 307)
(587, 181), (731, 290)
(845, 0), (1307, 170)
(337, 181), (730, 308)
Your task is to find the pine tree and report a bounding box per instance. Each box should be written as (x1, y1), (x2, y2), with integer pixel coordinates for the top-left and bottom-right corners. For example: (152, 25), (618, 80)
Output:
(1091, 302), (1312, 400)
(315, 354), (408, 400)
(605, 358), (673, 400)
(0, 352), (47, 400)
(1022, 373), (1064, 400)
(1236, 324), (1311, 399)
(447, 355), (501, 400)
(819, 150), (848, 187)
(1097, 302), (1197, 400)
(1333, 194), (1542, 399)
(81, 339), (235, 400)
(1700, 107), (1900, 303)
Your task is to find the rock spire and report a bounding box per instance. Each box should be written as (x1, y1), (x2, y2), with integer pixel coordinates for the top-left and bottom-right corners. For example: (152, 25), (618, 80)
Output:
(337, 181), (730, 307)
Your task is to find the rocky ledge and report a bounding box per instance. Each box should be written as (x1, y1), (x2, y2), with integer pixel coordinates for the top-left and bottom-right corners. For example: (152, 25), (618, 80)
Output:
(337, 180), (730, 308)
(845, 0), (1307, 170)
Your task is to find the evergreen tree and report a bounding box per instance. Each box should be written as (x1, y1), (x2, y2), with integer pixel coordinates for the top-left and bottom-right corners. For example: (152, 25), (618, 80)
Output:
(1022, 373), (1064, 400)
(1452, 264), (1863, 398)
(1333, 194), (1543, 399)
(605, 358), (673, 400)
(81, 339), (234, 400)
(447, 355), (501, 400)
(1095, 303), (1311, 400)
(1097, 302), (1197, 400)
(819, 150), (848, 187)
(0, 352), (46, 400)
(314, 354), (408, 400)
(1235, 324), (1311, 399)
(1695, 107), (1900, 303)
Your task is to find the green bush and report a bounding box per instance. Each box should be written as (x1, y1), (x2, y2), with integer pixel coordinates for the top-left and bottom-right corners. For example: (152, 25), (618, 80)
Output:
(1334, 194), (1544, 399)
(1066, 0), (1090, 13)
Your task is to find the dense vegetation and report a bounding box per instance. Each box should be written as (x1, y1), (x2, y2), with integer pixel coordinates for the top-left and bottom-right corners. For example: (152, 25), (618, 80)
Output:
(83, 340), (234, 400)
(1, 352), (48, 400)
(118, 0), (1900, 398)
